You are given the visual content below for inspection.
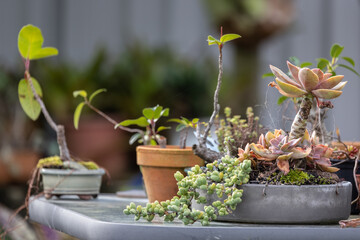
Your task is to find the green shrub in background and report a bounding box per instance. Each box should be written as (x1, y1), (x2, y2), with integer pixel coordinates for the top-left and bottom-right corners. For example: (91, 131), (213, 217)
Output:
(31, 45), (216, 121)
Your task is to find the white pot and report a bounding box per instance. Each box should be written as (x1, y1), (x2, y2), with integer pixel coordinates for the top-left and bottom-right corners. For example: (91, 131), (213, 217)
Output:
(40, 168), (105, 199)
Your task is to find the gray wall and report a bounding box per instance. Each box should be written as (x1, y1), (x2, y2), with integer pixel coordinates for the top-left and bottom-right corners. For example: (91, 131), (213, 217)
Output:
(1, 0), (359, 141)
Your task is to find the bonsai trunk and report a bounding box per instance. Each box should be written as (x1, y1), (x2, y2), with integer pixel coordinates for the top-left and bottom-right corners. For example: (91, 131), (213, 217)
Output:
(193, 40), (224, 163)
(289, 96), (312, 141)
(25, 71), (71, 162)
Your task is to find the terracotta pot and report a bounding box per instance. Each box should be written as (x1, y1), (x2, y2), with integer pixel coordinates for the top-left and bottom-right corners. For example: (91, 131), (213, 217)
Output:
(66, 115), (131, 180)
(136, 145), (203, 202)
(0, 150), (39, 185)
(331, 141), (360, 150)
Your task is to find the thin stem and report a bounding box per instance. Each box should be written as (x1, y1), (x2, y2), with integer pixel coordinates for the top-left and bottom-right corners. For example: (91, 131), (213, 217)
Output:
(85, 100), (143, 134)
(25, 69), (71, 161)
(201, 38), (223, 147)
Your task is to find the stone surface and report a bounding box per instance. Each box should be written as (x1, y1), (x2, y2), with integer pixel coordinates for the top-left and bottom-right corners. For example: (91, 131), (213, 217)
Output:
(29, 194), (360, 240)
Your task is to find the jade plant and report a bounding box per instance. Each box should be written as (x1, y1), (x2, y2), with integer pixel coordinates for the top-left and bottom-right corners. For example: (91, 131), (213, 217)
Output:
(73, 90), (170, 148)
(124, 157), (252, 226)
(17, 24), (92, 170)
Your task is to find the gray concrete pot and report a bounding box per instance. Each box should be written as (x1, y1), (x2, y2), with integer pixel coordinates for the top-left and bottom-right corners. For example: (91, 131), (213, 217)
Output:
(41, 168), (105, 199)
(192, 181), (352, 224)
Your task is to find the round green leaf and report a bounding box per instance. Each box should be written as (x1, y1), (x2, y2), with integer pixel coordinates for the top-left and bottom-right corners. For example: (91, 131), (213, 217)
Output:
(18, 77), (43, 120)
(143, 107), (155, 120)
(18, 24), (58, 60)
(74, 102), (85, 129)
(330, 44), (344, 58)
(152, 105), (163, 120)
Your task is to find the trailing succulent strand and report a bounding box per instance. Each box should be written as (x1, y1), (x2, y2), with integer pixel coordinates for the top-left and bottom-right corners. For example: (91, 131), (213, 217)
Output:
(124, 157), (252, 226)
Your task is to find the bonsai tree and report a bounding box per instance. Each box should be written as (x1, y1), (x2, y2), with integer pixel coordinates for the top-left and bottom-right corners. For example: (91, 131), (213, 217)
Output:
(17, 24), (92, 170)
(192, 28), (241, 163)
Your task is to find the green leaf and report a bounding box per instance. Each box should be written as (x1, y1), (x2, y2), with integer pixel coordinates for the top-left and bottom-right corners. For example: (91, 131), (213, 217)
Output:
(18, 24), (58, 60)
(330, 44), (344, 58)
(288, 57), (300, 66)
(73, 90), (87, 98)
(338, 64), (360, 77)
(316, 58), (330, 70)
(143, 107), (155, 120)
(207, 35), (221, 46)
(192, 118), (199, 124)
(157, 126), (171, 133)
(277, 96), (288, 105)
(220, 34), (241, 43)
(150, 139), (157, 145)
(262, 72), (275, 78)
(152, 105), (163, 120)
(168, 118), (185, 124)
(73, 102), (85, 129)
(342, 57), (355, 67)
(129, 133), (142, 145)
(89, 88), (106, 102)
(300, 62), (313, 68)
(161, 108), (169, 117)
(18, 77), (42, 121)
(176, 124), (187, 132)
(118, 117), (149, 127)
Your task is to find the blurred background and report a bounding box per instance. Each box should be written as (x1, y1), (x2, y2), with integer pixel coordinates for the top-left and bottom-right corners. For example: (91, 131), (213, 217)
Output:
(0, 0), (360, 238)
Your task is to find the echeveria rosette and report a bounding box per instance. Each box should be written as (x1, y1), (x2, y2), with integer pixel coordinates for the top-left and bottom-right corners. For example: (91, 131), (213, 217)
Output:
(269, 61), (347, 104)
(244, 129), (311, 174)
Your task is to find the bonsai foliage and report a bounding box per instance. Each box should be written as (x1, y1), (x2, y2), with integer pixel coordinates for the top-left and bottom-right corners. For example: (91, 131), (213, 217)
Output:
(269, 61), (346, 140)
(17, 24), (73, 164)
(193, 28), (241, 163)
(74, 89), (170, 148)
(168, 117), (199, 148)
(124, 158), (251, 226)
(215, 106), (264, 157)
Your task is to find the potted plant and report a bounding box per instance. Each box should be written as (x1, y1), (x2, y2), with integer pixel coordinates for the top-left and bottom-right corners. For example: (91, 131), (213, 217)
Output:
(17, 24), (105, 200)
(73, 93), (204, 202)
(123, 30), (352, 226)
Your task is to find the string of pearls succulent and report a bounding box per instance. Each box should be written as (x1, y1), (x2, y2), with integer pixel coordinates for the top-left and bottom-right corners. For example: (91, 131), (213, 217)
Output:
(124, 157), (252, 226)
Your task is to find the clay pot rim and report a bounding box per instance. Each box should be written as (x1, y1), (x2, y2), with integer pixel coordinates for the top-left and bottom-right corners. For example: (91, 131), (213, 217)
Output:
(136, 145), (195, 155)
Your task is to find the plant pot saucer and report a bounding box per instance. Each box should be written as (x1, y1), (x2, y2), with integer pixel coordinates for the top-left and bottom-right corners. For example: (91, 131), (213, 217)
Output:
(40, 168), (105, 200)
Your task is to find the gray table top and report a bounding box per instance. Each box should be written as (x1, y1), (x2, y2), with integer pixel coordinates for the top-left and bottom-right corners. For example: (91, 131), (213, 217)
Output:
(29, 194), (360, 240)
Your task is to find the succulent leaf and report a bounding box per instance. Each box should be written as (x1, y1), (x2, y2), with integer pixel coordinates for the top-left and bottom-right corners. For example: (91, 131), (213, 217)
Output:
(312, 89), (342, 99)
(286, 61), (301, 85)
(298, 68), (319, 91)
(311, 68), (324, 82)
(316, 75), (344, 89)
(332, 81), (347, 91)
(275, 78), (307, 97)
(270, 65), (301, 87)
